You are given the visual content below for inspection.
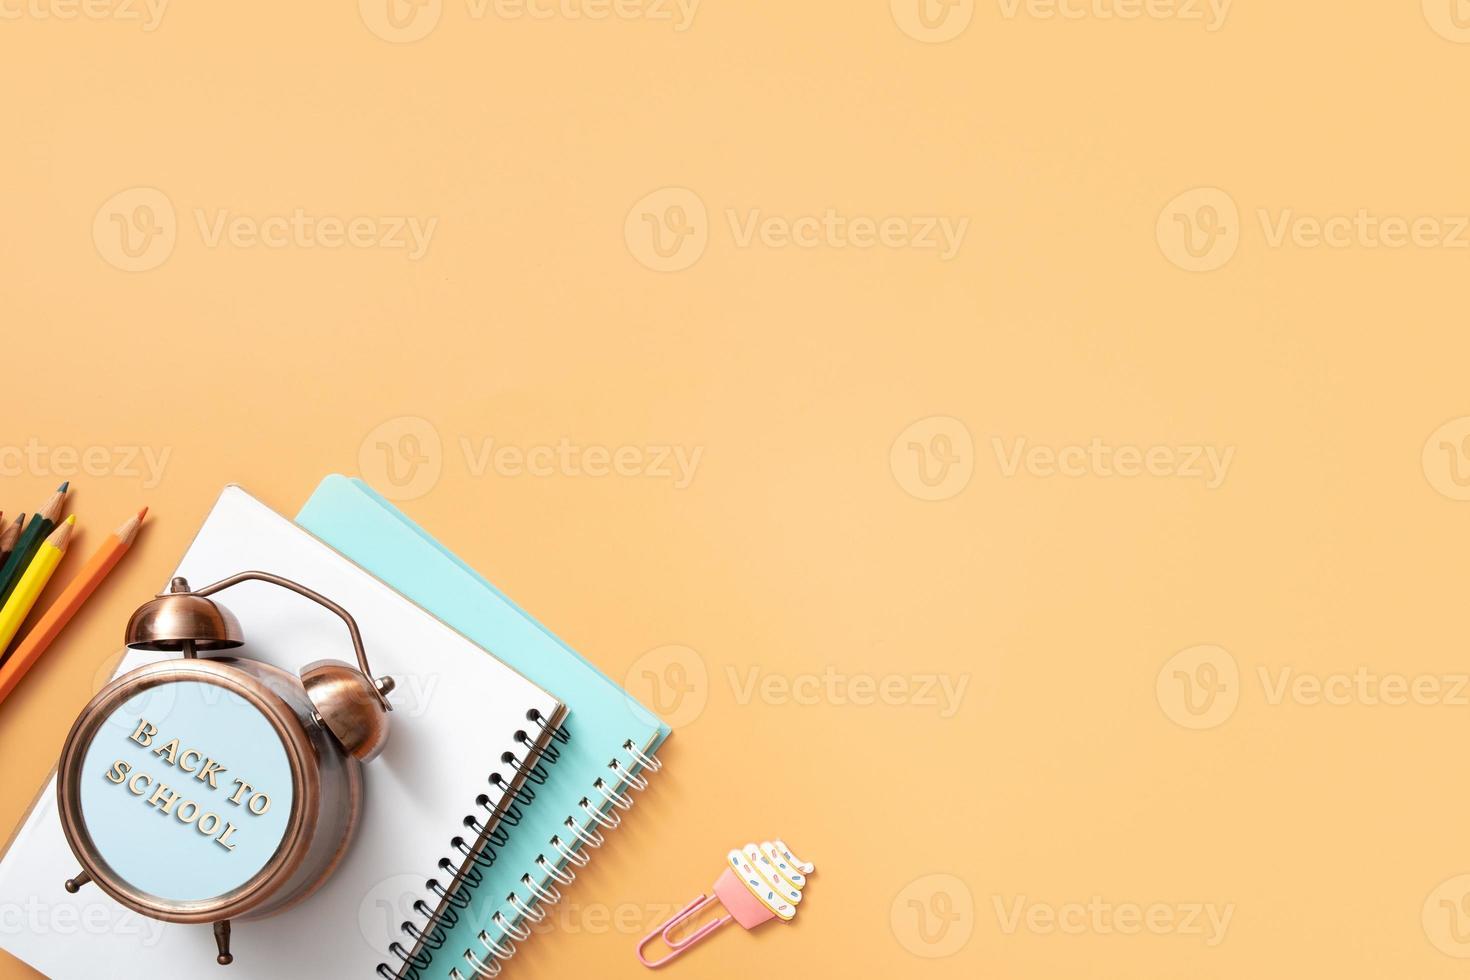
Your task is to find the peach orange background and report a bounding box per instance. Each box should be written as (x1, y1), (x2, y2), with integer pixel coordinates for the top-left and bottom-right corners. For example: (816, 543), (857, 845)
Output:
(4, 2), (1470, 977)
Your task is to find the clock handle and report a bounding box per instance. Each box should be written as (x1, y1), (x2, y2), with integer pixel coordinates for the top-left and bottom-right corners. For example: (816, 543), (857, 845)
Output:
(192, 571), (394, 710)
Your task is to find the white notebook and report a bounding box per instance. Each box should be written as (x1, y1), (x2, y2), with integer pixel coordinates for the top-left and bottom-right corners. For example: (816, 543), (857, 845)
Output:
(0, 486), (565, 979)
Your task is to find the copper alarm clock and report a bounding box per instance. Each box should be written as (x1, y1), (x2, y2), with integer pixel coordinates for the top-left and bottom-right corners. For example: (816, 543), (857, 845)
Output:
(56, 572), (395, 967)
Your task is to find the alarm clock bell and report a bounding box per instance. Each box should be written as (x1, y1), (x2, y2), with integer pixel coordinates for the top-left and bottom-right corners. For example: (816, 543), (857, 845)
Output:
(58, 573), (396, 966)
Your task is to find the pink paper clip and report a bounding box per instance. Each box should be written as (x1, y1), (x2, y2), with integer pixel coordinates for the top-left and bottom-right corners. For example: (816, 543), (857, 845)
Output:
(637, 840), (814, 969)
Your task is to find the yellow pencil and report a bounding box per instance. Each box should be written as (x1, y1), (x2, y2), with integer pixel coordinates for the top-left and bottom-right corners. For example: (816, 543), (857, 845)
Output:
(0, 516), (74, 654)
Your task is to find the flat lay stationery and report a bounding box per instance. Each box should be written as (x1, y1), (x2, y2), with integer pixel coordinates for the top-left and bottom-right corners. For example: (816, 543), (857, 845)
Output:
(0, 486), (566, 978)
(296, 476), (673, 980)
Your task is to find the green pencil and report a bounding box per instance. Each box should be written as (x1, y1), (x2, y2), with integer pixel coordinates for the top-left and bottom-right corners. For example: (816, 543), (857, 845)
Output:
(0, 483), (68, 606)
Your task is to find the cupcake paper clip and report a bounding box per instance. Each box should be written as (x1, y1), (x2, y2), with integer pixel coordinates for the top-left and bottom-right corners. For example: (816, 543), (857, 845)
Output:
(637, 840), (814, 968)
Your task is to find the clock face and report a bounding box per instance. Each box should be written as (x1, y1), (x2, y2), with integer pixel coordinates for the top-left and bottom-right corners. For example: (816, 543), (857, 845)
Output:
(77, 678), (296, 904)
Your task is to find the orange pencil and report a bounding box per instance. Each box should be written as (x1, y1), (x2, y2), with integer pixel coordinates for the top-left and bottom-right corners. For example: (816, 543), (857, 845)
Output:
(0, 508), (147, 703)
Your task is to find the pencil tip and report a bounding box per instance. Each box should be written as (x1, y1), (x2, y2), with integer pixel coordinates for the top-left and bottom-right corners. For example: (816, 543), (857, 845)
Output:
(64, 515), (76, 526)
(57, 481), (69, 493)
(137, 506), (149, 521)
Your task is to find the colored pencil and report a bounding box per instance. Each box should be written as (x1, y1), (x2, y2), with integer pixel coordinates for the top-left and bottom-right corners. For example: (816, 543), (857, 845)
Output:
(0, 483), (68, 606)
(0, 510), (146, 698)
(0, 516), (74, 654)
(0, 514), (23, 569)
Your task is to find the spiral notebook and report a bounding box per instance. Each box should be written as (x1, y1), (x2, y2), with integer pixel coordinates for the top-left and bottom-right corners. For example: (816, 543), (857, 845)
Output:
(0, 486), (566, 980)
(297, 476), (672, 980)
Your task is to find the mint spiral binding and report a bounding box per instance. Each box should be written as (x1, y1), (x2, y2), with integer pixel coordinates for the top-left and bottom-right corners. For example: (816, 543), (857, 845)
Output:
(375, 710), (567, 980)
(445, 722), (664, 980)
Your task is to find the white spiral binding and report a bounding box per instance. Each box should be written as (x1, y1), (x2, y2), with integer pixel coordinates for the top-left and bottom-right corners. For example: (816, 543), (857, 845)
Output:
(450, 729), (664, 980)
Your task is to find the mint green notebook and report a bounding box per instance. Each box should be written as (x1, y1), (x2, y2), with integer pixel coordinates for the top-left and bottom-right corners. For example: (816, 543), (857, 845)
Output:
(297, 476), (670, 980)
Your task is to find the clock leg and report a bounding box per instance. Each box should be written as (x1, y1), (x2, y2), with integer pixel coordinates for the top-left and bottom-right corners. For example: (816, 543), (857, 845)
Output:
(213, 919), (233, 966)
(63, 870), (92, 893)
